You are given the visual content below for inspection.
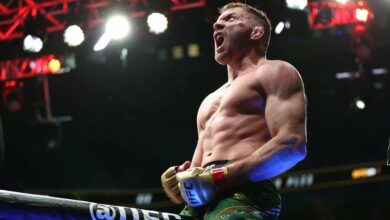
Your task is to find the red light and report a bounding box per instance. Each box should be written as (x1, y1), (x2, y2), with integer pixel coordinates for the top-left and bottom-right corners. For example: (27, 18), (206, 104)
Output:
(308, 1), (373, 29)
(354, 24), (366, 32)
(48, 58), (61, 73)
(357, 1), (364, 6)
(5, 80), (17, 88)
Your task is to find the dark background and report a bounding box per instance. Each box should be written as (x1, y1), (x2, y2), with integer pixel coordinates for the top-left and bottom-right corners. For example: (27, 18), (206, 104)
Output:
(0, 0), (389, 219)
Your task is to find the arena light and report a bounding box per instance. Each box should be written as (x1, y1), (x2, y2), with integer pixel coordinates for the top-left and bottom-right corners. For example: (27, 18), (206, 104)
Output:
(335, 72), (353, 79)
(286, 0), (307, 10)
(94, 15), (131, 51)
(93, 32), (112, 51)
(355, 8), (369, 22)
(334, 0), (350, 3)
(275, 22), (285, 34)
(371, 68), (388, 75)
(105, 15), (131, 40)
(147, 12), (168, 34)
(354, 24), (366, 32)
(284, 21), (291, 29)
(63, 25), (85, 47)
(308, 1), (373, 29)
(4, 81), (17, 88)
(172, 46), (184, 60)
(48, 58), (61, 73)
(351, 167), (380, 179)
(23, 35), (43, 53)
(187, 43), (200, 58)
(355, 99), (365, 110)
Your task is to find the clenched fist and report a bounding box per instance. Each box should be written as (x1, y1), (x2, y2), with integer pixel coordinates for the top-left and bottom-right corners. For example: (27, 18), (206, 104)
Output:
(176, 166), (228, 207)
(161, 161), (191, 204)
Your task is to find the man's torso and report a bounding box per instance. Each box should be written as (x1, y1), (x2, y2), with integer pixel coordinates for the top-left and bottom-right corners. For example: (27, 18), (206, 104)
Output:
(198, 67), (270, 166)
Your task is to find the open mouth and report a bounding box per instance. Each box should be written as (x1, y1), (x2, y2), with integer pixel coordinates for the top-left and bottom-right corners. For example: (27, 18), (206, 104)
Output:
(214, 34), (225, 51)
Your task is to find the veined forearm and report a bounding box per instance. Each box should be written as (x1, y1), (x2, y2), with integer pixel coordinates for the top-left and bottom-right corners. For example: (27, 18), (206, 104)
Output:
(227, 136), (306, 186)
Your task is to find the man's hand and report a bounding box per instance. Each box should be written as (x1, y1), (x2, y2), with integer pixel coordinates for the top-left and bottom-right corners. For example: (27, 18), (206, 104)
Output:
(161, 161), (190, 204)
(176, 166), (228, 207)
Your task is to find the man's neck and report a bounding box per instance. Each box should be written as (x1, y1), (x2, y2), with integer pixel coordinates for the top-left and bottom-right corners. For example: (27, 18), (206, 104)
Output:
(226, 50), (266, 83)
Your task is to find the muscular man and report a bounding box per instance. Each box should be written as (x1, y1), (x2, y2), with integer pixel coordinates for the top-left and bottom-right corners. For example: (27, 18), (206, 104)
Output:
(162, 3), (307, 219)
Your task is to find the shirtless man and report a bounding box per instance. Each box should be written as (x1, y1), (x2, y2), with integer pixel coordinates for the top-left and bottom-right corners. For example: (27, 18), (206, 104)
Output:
(161, 3), (307, 219)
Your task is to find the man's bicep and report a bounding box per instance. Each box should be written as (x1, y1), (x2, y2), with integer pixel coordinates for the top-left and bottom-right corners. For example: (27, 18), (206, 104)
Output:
(265, 91), (306, 140)
(261, 62), (306, 139)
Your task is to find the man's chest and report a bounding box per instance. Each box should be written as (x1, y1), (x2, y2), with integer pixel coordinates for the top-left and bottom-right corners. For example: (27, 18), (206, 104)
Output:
(198, 80), (266, 126)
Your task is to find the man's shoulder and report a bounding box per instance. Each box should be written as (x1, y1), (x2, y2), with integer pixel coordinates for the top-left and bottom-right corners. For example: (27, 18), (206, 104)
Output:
(257, 60), (299, 76)
(255, 59), (301, 83)
(255, 60), (303, 95)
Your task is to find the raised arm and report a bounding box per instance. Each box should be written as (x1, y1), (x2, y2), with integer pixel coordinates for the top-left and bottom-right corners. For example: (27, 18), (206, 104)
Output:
(226, 61), (307, 186)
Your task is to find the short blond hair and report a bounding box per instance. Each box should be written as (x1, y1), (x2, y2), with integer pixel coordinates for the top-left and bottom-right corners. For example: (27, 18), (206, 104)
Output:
(219, 3), (272, 53)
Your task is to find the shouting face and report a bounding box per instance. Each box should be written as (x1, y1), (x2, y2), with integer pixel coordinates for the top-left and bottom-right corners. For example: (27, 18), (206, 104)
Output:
(213, 7), (261, 65)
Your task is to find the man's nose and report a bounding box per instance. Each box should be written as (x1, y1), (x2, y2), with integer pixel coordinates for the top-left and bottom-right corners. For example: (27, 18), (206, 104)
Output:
(213, 20), (224, 31)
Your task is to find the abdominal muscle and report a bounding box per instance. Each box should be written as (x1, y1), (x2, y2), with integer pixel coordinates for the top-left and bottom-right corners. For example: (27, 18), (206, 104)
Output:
(200, 112), (270, 166)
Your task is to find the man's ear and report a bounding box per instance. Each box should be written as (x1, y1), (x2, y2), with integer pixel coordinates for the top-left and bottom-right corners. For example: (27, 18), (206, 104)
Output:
(251, 26), (264, 40)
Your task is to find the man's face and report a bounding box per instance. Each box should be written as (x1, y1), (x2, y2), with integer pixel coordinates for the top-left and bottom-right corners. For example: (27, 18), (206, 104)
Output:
(213, 7), (257, 65)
